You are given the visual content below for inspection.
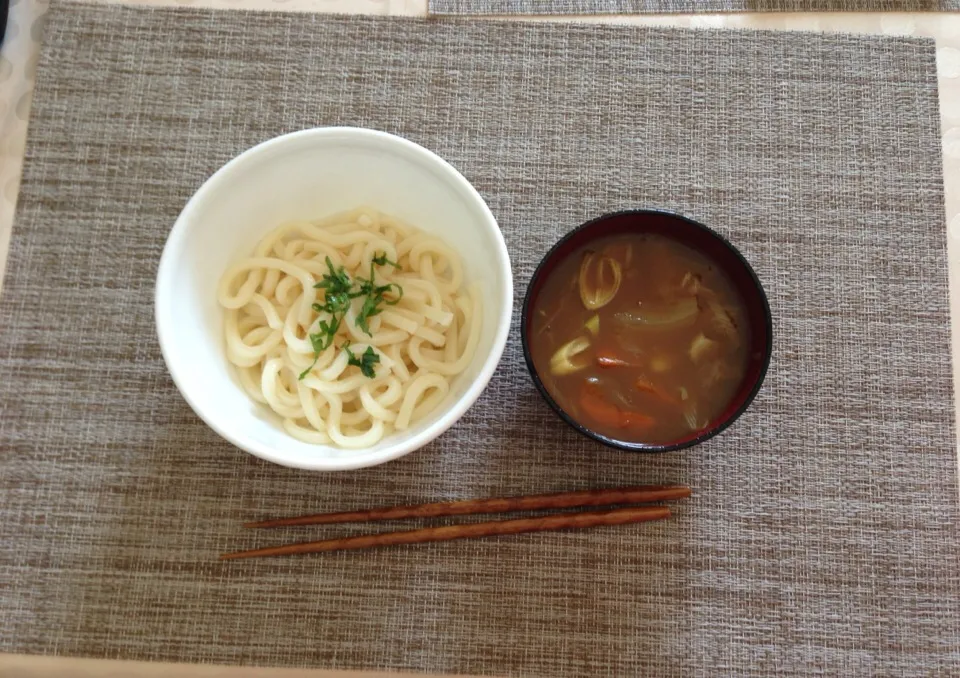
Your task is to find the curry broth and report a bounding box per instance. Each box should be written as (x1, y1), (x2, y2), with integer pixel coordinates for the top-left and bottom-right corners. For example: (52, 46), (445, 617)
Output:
(529, 233), (749, 445)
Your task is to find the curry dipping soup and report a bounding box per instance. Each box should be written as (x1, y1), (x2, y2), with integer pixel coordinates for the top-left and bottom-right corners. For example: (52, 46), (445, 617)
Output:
(528, 233), (750, 445)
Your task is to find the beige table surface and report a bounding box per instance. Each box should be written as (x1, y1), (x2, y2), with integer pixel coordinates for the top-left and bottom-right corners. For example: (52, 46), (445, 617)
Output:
(1, 2), (959, 676)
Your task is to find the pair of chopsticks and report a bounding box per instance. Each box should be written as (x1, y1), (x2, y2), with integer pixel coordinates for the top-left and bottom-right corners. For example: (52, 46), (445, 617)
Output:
(220, 484), (691, 560)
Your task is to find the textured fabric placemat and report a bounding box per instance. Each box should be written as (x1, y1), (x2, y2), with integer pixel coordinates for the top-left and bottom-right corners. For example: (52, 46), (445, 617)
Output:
(429, 0), (960, 14)
(2, 3), (959, 675)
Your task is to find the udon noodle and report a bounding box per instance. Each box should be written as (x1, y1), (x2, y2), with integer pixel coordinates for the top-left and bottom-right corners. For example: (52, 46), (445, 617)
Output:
(217, 207), (481, 449)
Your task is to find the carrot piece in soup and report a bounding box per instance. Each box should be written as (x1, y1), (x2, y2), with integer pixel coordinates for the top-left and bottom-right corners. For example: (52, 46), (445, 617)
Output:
(595, 346), (641, 369)
(580, 382), (654, 430)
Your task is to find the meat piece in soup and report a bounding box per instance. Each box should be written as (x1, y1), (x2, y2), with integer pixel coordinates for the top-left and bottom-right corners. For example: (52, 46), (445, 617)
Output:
(529, 233), (750, 445)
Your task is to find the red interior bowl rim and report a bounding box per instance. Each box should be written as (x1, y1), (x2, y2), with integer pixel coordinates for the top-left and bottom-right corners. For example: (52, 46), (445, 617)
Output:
(520, 208), (773, 454)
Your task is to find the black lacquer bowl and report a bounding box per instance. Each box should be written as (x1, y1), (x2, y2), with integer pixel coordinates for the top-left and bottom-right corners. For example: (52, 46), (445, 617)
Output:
(521, 209), (773, 453)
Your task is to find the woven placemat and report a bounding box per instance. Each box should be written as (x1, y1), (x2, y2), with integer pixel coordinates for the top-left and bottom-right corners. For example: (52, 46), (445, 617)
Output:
(429, 0), (960, 14)
(1, 3), (958, 675)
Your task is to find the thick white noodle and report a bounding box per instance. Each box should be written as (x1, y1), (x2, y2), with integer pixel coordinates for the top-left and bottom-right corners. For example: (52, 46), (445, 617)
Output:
(218, 209), (480, 449)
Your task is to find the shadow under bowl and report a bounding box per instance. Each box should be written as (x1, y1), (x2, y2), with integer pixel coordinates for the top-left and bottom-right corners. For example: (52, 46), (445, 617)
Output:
(520, 209), (773, 453)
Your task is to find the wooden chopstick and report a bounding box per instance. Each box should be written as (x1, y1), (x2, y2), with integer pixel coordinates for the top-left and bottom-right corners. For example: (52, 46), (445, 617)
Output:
(222, 505), (671, 560)
(244, 484), (691, 528)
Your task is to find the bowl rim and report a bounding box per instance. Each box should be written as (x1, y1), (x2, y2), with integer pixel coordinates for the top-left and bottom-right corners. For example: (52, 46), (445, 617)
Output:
(155, 126), (514, 470)
(520, 208), (773, 453)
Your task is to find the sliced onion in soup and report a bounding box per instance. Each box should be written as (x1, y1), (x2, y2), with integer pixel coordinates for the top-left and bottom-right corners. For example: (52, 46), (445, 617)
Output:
(613, 297), (698, 330)
(579, 252), (622, 310)
(550, 335), (592, 375)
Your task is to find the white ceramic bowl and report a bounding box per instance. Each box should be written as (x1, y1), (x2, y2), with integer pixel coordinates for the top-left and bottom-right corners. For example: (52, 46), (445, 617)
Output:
(155, 127), (513, 471)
